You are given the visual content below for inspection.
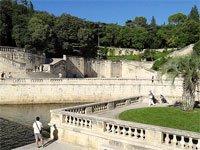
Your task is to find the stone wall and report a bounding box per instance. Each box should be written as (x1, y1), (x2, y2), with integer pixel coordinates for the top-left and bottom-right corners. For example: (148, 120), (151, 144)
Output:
(0, 78), (189, 104)
(48, 56), (155, 79)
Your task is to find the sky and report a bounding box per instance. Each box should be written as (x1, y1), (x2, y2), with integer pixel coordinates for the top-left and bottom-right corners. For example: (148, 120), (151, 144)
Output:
(32, 0), (199, 25)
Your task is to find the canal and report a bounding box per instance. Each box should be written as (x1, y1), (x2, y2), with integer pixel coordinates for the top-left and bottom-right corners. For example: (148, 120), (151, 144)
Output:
(0, 103), (81, 127)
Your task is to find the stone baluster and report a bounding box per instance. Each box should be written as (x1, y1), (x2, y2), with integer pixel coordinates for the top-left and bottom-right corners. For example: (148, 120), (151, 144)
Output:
(76, 118), (80, 126)
(188, 137), (193, 149)
(82, 120), (86, 127)
(65, 116), (69, 123)
(69, 116), (72, 124)
(196, 139), (200, 149)
(171, 134), (177, 147)
(165, 133), (170, 144)
(128, 127), (132, 137)
(122, 126), (127, 136)
(180, 136), (185, 148)
(140, 129), (144, 140)
(111, 124), (116, 134)
(106, 123), (110, 132)
(134, 128), (138, 139)
(80, 119), (84, 127)
(73, 117), (76, 125)
(116, 125), (121, 135)
(88, 120), (92, 128)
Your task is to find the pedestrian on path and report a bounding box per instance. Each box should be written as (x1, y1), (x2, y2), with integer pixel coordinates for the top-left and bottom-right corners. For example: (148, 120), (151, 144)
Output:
(33, 116), (44, 148)
(148, 91), (155, 106)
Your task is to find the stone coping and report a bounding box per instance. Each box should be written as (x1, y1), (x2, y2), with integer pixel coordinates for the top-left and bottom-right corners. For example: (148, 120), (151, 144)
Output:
(50, 96), (141, 113)
(0, 78), (183, 85)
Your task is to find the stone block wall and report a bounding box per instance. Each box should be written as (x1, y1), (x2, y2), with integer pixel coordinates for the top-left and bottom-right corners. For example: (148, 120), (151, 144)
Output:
(0, 78), (187, 104)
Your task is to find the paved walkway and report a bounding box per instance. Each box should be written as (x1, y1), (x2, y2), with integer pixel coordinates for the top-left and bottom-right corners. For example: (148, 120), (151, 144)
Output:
(95, 102), (169, 119)
(14, 139), (84, 150)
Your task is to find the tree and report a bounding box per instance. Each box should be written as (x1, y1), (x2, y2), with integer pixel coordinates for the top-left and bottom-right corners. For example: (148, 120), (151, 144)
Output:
(0, 0), (13, 46)
(161, 56), (200, 111)
(150, 16), (157, 28)
(168, 13), (187, 25)
(132, 16), (148, 28)
(28, 12), (55, 53)
(193, 40), (200, 56)
(188, 5), (199, 22)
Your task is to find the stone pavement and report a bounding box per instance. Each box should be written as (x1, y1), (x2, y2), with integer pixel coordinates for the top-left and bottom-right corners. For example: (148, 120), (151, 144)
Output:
(94, 102), (169, 119)
(14, 139), (84, 150)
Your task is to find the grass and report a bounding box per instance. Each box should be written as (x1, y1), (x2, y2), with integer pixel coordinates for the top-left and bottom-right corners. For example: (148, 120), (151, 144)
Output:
(118, 107), (200, 133)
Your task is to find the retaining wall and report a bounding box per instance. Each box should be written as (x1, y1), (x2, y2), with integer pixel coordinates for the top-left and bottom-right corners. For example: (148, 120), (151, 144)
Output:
(0, 78), (186, 104)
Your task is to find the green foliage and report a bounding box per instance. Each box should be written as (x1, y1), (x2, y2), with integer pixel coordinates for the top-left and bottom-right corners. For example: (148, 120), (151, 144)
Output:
(119, 107), (200, 132)
(161, 56), (200, 110)
(152, 56), (170, 71)
(188, 5), (199, 22)
(193, 40), (200, 56)
(0, 0), (199, 58)
(168, 13), (187, 25)
(108, 54), (141, 61)
(141, 50), (170, 61)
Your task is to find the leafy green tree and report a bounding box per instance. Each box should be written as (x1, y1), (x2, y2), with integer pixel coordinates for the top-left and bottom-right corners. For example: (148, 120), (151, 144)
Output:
(193, 40), (200, 56)
(100, 24), (121, 47)
(12, 2), (33, 47)
(0, 0), (13, 46)
(161, 56), (200, 111)
(188, 5), (199, 22)
(28, 12), (55, 53)
(168, 13), (187, 25)
(132, 16), (148, 28)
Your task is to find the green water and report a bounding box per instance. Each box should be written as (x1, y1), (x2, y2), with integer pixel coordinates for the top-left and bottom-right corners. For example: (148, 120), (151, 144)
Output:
(0, 103), (80, 128)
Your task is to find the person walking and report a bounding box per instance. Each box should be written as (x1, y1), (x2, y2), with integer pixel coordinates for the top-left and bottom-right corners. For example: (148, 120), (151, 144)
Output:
(33, 116), (44, 148)
(148, 91), (155, 106)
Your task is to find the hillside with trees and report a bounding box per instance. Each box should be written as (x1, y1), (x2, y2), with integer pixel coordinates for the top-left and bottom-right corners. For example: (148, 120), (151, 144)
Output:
(0, 0), (199, 58)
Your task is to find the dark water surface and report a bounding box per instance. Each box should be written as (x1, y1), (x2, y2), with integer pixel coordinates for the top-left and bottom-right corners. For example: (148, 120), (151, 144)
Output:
(0, 103), (80, 128)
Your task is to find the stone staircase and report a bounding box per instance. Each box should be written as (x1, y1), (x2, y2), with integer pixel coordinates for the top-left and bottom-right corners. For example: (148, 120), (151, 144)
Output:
(0, 58), (27, 78)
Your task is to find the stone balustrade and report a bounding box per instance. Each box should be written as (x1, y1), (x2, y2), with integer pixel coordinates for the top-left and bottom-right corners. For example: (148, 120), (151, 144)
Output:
(0, 77), (183, 85)
(0, 46), (25, 52)
(61, 97), (140, 114)
(50, 99), (200, 150)
(163, 131), (200, 149)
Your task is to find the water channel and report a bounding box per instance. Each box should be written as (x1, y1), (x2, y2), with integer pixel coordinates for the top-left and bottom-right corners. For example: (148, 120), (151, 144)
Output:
(0, 103), (82, 127)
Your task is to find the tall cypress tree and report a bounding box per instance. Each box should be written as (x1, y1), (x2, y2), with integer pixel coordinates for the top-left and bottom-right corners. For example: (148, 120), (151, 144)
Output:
(188, 5), (199, 21)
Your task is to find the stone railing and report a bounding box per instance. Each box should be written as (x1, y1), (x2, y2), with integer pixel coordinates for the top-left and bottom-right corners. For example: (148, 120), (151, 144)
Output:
(59, 97), (141, 114)
(0, 46), (25, 52)
(50, 99), (200, 150)
(0, 78), (183, 85)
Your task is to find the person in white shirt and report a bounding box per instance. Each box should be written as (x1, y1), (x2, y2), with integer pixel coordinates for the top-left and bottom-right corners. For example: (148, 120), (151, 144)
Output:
(33, 116), (44, 148)
(148, 91), (155, 106)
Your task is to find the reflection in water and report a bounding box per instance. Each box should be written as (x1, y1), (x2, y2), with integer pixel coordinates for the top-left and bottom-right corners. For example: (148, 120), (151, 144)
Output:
(0, 103), (80, 128)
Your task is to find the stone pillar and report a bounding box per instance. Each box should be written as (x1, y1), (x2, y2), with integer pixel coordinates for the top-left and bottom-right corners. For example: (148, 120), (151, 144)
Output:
(125, 99), (131, 106)
(107, 102), (115, 110)
(85, 106), (93, 114)
(145, 129), (163, 146)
